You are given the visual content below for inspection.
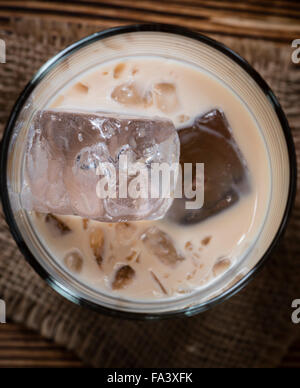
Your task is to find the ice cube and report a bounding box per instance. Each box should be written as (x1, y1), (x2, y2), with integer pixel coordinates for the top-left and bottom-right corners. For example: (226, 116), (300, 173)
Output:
(89, 227), (104, 267)
(125, 249), (139, 263)
(111, 82), (153, 107)
(22, 110), (180, 222)
(45, 214), (72, 236)
(72, 82), (89, 94)
(26, 134), (70, 215)
(64, 251), (83, 273)
(112, 265), (135, 290)
(153, 83), (179, 113)
(167, 109), (250, 224)
(115, 222), (137, 245)
(202, 236), (212, 246)
(113, 63), (126, 79)
(178, 114), (190, 124)
(141, 227), (185, 266)
(82, 218), (89, 230)
(64, 144), (104, 218)
(213, 258), (231, 277)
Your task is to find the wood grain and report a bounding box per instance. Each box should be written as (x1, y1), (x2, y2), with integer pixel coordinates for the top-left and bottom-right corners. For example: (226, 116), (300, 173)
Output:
(0, 0), (299, 42)
(0, 0), (299, 369)
(0, 323), (84, 368)
(280, 341), (300, 369)
(0, 322), (299, 368)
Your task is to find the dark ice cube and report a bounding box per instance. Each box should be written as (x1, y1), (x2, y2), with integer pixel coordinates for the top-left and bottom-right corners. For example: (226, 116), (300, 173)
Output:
(168, 109), (250, 225)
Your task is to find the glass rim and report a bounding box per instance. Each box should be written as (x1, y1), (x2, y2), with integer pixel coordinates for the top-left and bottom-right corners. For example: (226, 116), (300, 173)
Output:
(0, 23), (297, 320)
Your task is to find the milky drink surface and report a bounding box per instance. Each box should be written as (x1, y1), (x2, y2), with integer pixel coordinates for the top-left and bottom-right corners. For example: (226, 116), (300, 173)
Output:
(32, 56), (271, 300)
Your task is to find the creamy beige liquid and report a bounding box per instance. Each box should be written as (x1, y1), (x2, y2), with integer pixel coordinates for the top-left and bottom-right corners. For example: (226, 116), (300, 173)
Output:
(32, 57), (271, 300)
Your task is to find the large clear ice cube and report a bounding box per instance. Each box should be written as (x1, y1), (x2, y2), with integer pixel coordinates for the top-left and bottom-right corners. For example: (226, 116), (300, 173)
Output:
(22, 110), (180, 222)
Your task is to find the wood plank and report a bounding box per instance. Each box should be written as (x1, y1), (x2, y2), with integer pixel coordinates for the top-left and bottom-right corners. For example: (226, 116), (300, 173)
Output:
(280, 340), (300, 368)
(0, 322), (300, 368)
(0, 10), (125, 30)
(71, 0), (300, 18)
(0, 0), (299, 41)
(0, 323), (84, 368)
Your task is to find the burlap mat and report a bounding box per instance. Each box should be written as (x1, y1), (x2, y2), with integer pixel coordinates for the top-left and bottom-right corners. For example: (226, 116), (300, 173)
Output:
(0, 18), (299, 368)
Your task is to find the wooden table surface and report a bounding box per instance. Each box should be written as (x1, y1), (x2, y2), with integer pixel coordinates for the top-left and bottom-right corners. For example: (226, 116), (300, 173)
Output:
(0, 0), (299, 368)
(0, 0), (299, 42)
